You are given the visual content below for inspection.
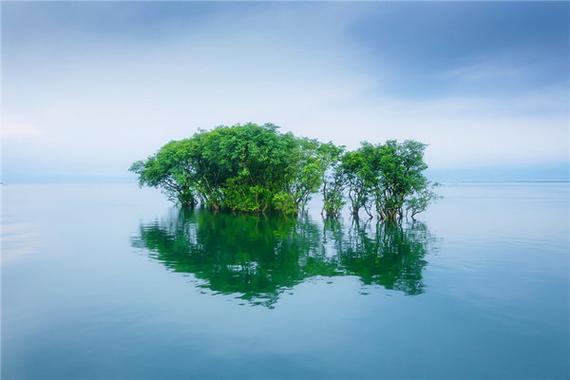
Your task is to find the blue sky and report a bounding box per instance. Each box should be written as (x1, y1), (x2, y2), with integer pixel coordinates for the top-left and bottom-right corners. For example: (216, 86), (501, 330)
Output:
(2, 2), (569, 182)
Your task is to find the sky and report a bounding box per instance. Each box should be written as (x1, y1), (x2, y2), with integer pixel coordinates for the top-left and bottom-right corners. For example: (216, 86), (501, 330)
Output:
(2, 2), (569, 183)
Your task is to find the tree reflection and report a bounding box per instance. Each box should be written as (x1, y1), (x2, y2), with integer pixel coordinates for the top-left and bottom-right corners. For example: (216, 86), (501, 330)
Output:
(132, 209), (436, 307)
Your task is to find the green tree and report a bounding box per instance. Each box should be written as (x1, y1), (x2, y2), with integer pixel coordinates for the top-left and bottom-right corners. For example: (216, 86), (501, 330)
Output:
(130, 123), (325, 214)
(129, 139), (197, 207)
(130, 124), (438, 218)
(319, 142), (346, 218)
(405, 183), (441, 220)
(340, 149), (374, 218)
(374, 140), (429, 220)
(285, 137), (325, 211)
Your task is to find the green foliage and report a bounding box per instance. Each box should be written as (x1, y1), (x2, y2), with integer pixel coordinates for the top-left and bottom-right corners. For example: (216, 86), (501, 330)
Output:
(405, 183), (442, 219)
(223, 179), (271, 213)
(129, 140), (198, 207)
(374, 140), (429, 219)
(130, 123), (325, 213)
(340, 149), (373, 216)
(335, 140), (435, 220)
(319, 143), (346, 218)
(271, 191), (298, 215)
(286, 137), (325, 209)
(130, 123), (439, 218)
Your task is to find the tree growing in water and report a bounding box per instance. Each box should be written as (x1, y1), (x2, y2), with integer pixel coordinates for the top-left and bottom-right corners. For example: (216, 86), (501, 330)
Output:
(319, 142), (346, 218)
(131, 123), (325, 214)
(130, 123), (439, 220)
(369, 140), (439, 221)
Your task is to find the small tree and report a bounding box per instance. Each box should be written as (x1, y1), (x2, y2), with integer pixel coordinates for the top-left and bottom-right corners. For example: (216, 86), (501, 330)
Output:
(340, 150), (373, 217)
(405, 183), (441, 220)
(129, 140), (197, 207)
(319, 143), (346, 218)
(374, 140), (430, 221)
(287, 137), (325, 210)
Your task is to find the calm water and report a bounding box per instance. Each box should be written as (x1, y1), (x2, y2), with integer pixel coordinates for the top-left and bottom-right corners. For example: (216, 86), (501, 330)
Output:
(2, 183), (569, 379)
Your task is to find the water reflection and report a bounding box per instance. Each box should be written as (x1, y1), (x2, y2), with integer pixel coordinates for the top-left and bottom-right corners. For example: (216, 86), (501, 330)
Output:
(132, 210), (436, 307)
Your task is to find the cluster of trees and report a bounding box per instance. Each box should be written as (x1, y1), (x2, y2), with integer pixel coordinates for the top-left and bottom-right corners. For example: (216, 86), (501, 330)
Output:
(130, 123), (439, 220)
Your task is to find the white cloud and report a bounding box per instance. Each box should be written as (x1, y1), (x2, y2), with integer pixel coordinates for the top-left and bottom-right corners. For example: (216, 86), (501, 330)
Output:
(2, 4), (568, 181)
(282, 90), (569, 167)
(1, 123), (42, 139)
(444, 62), (523, 81)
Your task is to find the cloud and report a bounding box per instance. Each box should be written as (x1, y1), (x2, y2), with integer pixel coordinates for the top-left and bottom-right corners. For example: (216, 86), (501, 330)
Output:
(444, 62), (523, 81)
(1, 123), (42, 139)
(1, 2), (568, 181)
(282, 87), (569, 167)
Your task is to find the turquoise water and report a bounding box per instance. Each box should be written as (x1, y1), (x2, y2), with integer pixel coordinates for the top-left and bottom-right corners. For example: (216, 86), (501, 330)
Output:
(2, 183), (569, 379)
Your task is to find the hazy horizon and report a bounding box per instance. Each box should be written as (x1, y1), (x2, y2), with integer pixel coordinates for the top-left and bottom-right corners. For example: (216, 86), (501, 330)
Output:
(2, 2), (569, 183)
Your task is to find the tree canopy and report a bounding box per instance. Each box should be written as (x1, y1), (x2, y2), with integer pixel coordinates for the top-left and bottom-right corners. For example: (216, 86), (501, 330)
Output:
(130, 123), (439, 220)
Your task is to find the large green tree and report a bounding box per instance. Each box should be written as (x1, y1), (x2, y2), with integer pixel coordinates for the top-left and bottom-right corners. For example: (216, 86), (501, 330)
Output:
(131, 123), (327, 214)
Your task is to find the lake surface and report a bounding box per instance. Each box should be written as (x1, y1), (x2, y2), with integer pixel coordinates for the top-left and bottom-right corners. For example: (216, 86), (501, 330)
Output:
(2, 183), (569, 379)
